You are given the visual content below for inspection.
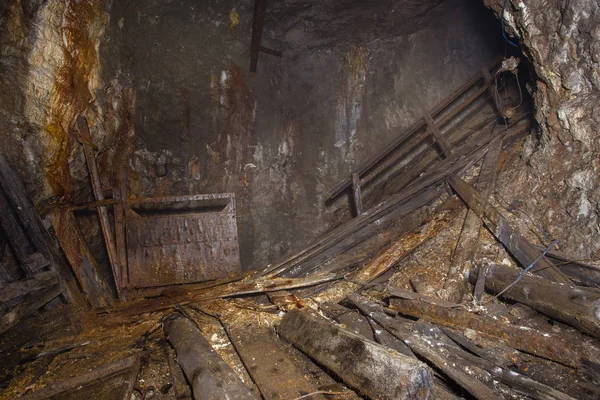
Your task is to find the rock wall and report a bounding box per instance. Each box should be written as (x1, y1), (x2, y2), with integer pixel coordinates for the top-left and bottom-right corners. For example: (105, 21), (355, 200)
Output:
(484, 0), (600, 259)
(1, 0), (503, 273)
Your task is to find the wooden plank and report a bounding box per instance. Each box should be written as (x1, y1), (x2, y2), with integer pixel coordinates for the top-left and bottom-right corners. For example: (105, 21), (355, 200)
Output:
(278, 309), (433, 400)
(470, 263), (600, 339)
(0, 154), (84, 306)
(424, 112), (452, 157)
(351, 172), (363, 216)
(447, 175), (572, 285)
(164, 312), (257, 400)
(0, 187), (36, 275)
(76, 116), (121, 297)
(222, 313), (324, 400)
(113, 189), (128, 291)
(0, 271), (57, 304)
(250, 0), (267, 72)
(48, 210), (115, 308)
(440, 139), (502, 302)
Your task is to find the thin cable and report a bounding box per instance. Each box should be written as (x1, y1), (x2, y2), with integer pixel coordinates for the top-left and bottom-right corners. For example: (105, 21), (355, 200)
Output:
(492, 239), (558, 300)
(501, 0), (519, 48)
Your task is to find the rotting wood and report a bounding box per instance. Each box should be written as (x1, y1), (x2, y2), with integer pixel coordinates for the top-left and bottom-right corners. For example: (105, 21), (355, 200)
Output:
(278, 308), (433, 400)
(424, 111), (452, 157)
(348, 295), (502, 400)
(314, 210), (455, 303)
(18, 355), (140, 400)
(267, 290), (303, 311)
(319, 302), (375, 341)
(385, 289), (595, 369)
(470, 263), (600, 339)
(221, 312), (325, 400)
(447, 174), (572, 285)
(48, 210), (114, 308)
(541, 249), (600, 288)
(265, 118), (528, 279)
(163, 312), (257, 400)
(76, 116), (121, 297)
(327, 56), (503, 201)
(472, 264), (489, 304)
(0, 154), (84, 305)
(441, 139), (502, 303)
(163, 341), (193, 400)
(0, 271), (57, 304)
(0, 280), (63, 335)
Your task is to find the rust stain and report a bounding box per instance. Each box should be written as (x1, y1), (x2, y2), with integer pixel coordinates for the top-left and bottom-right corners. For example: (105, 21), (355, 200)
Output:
(43, 0), (105, 200)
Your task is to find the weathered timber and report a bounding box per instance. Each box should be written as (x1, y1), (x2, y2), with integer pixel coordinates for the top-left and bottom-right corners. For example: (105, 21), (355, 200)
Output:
(386, 291), (588, 368)
(424, 111), (452, 157)
(470, 263), (600, 339)
(222, 312), (324, 400)
(472, 264), (489, 304)
(77, 116), (121, 297)
(163, 342), (193, 400)
(319, 302), (375, 341)
(163, 312), (257, 400)
(278, 309), (433, 400)
(0, 187), (37, 275)
(18, 355), (140, 400)
(250, 0), (266, 72)
(0, 230), (24, 283)
(328, 56), (503, 201)
(448, 174), (572, 285)
(0, 271), (57, 304)
(113, 188), (128, 291)
(268, 119), (529, 279)
(441, 139), (502, 303)
(0, 154), (83, 304)
(542, 249), (600, 288)
(267, 290), (303, 311)
(348, 295), (502, 400)
(0, 279), (62, 335)
(351, 172), (363, 216)
(48, 210), (115, 308)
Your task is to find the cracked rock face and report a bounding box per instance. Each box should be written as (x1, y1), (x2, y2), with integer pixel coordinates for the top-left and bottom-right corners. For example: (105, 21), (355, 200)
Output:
(484, 0), (600, 259)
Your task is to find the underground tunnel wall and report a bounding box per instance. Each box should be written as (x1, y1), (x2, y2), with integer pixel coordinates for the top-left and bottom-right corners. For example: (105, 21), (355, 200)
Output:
(1, 0), (502, 273)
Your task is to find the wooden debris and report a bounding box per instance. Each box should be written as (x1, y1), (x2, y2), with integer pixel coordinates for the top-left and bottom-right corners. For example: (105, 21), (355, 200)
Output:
(278, 308), (433, 400)
(470, 263), (600, 339)
(348, 295), (502, 400)
(542, 249), (600, 288)
(267, 290), (303, 311)
(0, 188), (37, 276)
(319, 302), (375, 341)
(163, 342), (192, 400)
(386, 288), (599, 370)
(0, 271), (57, 304)
(17, 355), (139, 400)
(447, 174), (572, 285)
(440, 139), (501, 303)
(163, 312), (257, 400)
(48, 210), (115, 308)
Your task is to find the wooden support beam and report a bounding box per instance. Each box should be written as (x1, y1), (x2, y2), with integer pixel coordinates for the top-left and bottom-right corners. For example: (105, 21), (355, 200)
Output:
(0, 271), (57, 304)
(250, 0), (267, 72)
(424, 112), (452, 157)
(351, 172), (363, 216)
(440, 139), (501, 302)
(48, 210), (115, 308)
(278, 309), (433, 400)
(164, 312), (257, 400)
(470, 263), (600, 339)
(76, 116), (121, 297)
(0, 154), (84, 306)
(447, 175), (572, 285)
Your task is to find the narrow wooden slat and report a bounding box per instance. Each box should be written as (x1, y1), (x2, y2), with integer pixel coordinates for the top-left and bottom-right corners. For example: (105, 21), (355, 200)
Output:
(424, 112), (452, 157)
(351, 172), (363, 216)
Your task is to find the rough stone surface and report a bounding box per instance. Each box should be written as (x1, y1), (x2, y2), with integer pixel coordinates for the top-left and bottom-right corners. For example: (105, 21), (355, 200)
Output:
(483, 0), (600, 260)
(1, 0), (502, 273)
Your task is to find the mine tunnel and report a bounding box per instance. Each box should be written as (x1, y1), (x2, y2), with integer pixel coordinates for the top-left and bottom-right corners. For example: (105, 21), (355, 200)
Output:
(1, 0), (599, 399)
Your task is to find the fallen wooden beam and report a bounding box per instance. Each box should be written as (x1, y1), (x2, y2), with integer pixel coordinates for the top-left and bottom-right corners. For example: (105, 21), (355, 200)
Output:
(542, 249), (600, 288)
(470, 263), (600, 339)
(163, 312), (257, 400)
(448, 174), (572, 285)
(386, 288), (599, 370)
(348, 295), (502, 400)
(440, 139), (501, 303)
(278, 309), (433, 400)
(0, 271), (57, 304)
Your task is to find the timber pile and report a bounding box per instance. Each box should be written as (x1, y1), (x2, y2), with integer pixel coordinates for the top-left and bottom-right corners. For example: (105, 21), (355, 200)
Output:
(2, 57), (600, 400)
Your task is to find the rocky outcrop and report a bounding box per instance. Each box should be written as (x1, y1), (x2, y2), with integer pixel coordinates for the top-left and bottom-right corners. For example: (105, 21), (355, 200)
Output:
(484, 0), (600, 259)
